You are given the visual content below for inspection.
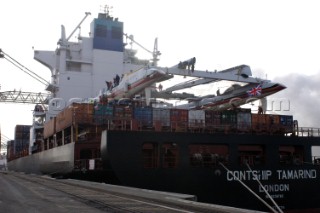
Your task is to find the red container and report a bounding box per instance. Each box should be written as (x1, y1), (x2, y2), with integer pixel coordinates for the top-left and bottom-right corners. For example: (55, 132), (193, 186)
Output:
(170, 109), (188, 131)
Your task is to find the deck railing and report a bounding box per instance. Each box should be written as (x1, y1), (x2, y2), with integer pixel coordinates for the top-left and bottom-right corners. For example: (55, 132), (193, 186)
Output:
(295, 127), (320, 137)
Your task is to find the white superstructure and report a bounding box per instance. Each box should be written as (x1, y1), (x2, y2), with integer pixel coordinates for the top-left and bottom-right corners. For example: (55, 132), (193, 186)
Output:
(34, 12), (149, 121)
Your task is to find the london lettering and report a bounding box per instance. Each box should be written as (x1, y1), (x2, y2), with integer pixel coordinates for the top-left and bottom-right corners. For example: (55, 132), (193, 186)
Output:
(259, 184), (289, 193)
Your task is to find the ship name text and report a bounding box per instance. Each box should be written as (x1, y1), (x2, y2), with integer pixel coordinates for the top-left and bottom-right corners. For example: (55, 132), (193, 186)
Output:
(227, 169), (316, 181)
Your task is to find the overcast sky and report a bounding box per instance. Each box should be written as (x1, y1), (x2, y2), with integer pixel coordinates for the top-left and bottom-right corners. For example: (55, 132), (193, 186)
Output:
(1, 0), (320, 140)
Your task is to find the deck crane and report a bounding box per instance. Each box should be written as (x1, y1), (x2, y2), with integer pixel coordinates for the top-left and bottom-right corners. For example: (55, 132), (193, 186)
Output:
(58, 12), (91, 46)
(122, 34), (162, 105)
(124, 34), (161, 66)
(0, 49), (50, 105)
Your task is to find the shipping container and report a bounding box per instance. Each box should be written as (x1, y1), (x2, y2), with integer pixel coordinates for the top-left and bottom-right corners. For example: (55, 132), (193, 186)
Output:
(14, 125), (31, 145)
(134, 107), (153, 127)
(93, 104), (113, 124)
(14, 139), (29, 153)
(113, 105), (133, 129)
(221, 110), (237, 128)
(56, 103), (94, 132)
(205, 110), (221, 126)
(237, 111), (252, 130)
(6, 140), (14, 161)
(251, 114), (269, 132)
(188, 110), (205, 128)
(153, 108), (170, 128)
(280, 115), (294, 133)
(15, 125), (31, 133)
(123, 106), (133, 120)
(268, 114), (281, 133)
(73, 103), (94, 124)
(55, 106), (73, 132)
(280, 115), (293, 126)
(170, 109), (188, 131)
(251, 113), (285, 133)
(113, 106), (133, 120)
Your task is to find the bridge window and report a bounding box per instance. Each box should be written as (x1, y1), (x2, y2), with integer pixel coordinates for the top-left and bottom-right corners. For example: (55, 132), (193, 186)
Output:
(189, 144), (229, 167)
(112, 26), (122, 39)
(95, 24), (107, 37)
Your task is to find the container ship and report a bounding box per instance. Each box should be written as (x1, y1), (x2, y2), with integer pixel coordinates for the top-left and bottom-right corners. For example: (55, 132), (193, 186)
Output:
(4, 6), (320, 213)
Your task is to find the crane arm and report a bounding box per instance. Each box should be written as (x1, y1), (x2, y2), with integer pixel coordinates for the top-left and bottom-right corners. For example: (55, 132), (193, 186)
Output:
(66, 12), (91, 41)
(124, 34), (161, 66)
(0, 91), (49, 104)
(0, 49), (50, 87)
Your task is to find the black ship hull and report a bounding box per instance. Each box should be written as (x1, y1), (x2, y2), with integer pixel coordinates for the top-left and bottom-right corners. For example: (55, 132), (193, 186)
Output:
(101, 130), (320, 212)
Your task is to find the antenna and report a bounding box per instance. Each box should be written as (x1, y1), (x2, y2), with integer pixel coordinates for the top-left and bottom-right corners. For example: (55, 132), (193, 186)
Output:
(101, 4), (113, 16)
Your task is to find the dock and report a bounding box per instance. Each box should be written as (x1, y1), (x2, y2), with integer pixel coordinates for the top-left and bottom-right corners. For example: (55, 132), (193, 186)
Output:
(0, 171), (266, 213)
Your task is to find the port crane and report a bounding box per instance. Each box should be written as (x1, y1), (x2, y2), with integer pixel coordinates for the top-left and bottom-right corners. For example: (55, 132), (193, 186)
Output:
(0, 49), (50, 105)
(0, 91), (49, 104)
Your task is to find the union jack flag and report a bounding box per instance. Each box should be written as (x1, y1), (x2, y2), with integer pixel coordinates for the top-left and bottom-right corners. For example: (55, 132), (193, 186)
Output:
(247, 84), (262, 96)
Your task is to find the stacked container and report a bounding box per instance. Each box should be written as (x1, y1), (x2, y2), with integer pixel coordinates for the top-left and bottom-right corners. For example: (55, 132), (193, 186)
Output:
(14, 125), (31, 157)
(113, 105), (133, 120)
(221, 110), (237, 129)
(134, 107), (153, 128)
(236, 109), (252, 131)
(153, 108), (170, 129)
(188, 110), (205, 129)
(170, 109), (188, 131)
(251, 114), (269, 132)
(113, 105), (133, 129)
(55, 103), (94, 132)
(280, 115), (294, 133)
(205, 110), (222, 130)
(6, 140), (14, 161)
(251, 113), (293, 133)
(93, 104), (113, 124)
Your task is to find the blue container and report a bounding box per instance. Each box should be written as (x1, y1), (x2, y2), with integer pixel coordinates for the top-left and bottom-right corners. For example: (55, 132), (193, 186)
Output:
(280, 115), (293, 126)
(94, 104), (114, 124)
(134, 107), (153, 127)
